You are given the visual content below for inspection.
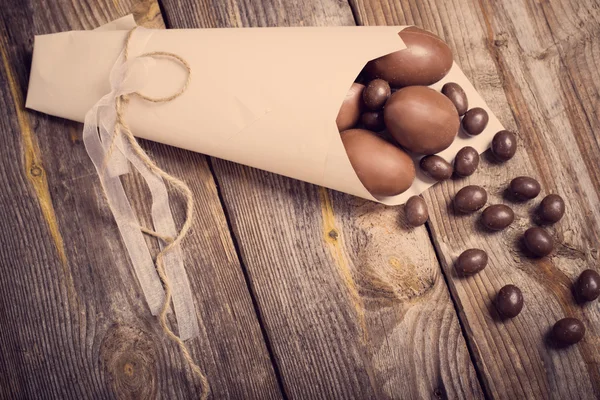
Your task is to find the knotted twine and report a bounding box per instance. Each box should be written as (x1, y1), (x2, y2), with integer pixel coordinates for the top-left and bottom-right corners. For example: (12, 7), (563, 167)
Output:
(82, 27), (210, 399)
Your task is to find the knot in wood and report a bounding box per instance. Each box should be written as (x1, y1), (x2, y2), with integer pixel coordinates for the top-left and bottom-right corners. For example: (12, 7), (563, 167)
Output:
(100, 325), (158, 400)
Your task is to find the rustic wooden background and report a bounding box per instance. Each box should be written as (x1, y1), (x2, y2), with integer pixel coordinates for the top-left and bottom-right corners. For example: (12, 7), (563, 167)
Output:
(0, 0), (598, 398)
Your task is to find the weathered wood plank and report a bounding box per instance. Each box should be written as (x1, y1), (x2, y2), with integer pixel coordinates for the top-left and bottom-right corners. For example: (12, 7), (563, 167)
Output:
(0, 1), (282, 398)
(161, 1), (483, 398)
(350, 0), (600, 398)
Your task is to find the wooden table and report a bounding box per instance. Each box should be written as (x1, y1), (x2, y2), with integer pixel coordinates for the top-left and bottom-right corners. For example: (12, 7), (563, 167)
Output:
(1, 0), (599, 398)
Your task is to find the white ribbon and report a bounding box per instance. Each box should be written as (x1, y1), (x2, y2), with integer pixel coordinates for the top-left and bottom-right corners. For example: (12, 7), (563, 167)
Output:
(82, 41), (199, 340)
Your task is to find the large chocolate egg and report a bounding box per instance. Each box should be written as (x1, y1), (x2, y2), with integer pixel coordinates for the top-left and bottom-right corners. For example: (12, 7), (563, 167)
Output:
(336, 83), (364, 132)
(365, 26), (453, 87)
(384, 86), (460, 154)
(341, 129), (415, 197)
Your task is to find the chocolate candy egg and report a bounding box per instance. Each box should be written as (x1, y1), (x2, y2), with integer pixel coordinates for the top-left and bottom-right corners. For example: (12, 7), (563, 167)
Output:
(540, 194), (565, 223)
(442, 82), (468, 116)
(454, 185), (488, 213)
(456, 249), (488, 276)
(365, 27), (453, 87)
(341, 129), (415, 197)
(336, 83), (364, 132)
(462, 108), (489, 136)
(405, 196), (428, 227)
(524, 227), (554, 257)
(454, 146), (479, 177)
(491, 130), (517, 161)
(553, 318), (585, 345)
(420, 155), (453, 181)
(575, 269), (600, 302)
(361, 111), (385, 132)
(363, 79), (391, 111)
(510, 177), (541, 200)
(496, 285), (524, 318)
(481, 204), (514, 230)
(384, 86), (459, 155)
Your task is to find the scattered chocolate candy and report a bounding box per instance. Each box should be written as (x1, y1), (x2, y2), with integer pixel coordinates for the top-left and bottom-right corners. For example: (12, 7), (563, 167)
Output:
(575, 269), (600, 302)
(365, 26), (453, 87)
(552, 318), (585, 345)
(405, 196), (429, 227)
(341, 129), (415, 196)
(495, 285), (524, 318)
(336, 83), (364, 132)
(420, 155), (453, 181)
(456, 249), (488, 276)
(454, 146), (479, 177)
(361, 111), (385, 132)
(363, 79), (391, 111)
(523, 227), (554, 257)
(441, 82), (468, 116)
(509, 176), (541, 200)
(539, 194), (565, 223)
(385, 86), (459, 154)
(462, 107), (489, 136)
(491, 130), (517, 161)
(454, 185), (488, 213)
(481, 204), (514, 230)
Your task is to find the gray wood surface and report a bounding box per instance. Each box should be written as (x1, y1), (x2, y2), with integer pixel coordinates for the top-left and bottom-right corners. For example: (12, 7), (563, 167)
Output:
(1, 0), (599, 398)
(0, 1), (281, 398)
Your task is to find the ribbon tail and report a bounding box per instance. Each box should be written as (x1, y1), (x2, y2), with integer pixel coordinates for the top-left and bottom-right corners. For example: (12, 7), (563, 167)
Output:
(118, 139), (200, 341)
(83, 102), (166, 315)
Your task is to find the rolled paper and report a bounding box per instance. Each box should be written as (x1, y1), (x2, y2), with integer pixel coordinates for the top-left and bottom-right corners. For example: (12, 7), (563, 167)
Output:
(26, 19), (505, 206)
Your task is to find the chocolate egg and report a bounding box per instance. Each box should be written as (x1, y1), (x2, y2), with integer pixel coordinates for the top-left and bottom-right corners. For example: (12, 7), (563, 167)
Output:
(442, 82), (468, 116)
(420, 155), (453, 181)
(384, 86), (460, 155)
(405, 196), (429, 227)
(454, 146), (479, 177)
(361, 111), (386, 132)
(363, 79), (391, 111)
(454, 185), (488, 213)
(336, 83), (364, 132)
(341, 129), (415, 197)
(365, 26), (453, 87)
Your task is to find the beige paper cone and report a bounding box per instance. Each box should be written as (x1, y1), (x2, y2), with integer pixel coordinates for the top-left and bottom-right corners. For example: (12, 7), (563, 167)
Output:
(26, 23), (504, 205)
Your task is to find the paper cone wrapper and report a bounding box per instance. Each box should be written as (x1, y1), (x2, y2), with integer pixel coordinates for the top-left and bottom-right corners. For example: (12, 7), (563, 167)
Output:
(26, 20), (504, 205)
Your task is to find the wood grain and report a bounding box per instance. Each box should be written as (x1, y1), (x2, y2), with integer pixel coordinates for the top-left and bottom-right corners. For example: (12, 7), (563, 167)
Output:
(350, 0), (600, 398)
(161, 1), (483, 398)
(0, 1), (281, 398)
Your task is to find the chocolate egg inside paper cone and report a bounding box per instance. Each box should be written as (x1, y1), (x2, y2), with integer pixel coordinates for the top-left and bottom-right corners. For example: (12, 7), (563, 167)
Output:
(26, 23), (504, 205)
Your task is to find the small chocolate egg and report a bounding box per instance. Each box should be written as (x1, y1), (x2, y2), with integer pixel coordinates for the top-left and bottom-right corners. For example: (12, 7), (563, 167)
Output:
(363, 79), (391, 111)
(491, 130), (517, 161)
(365, 27), (453, 87)
(420, 155), (453, 181)
(336, 83), (364, 132)
(442, 82), (468, 116)
(539, 194), (565, 223)
(361, 111), (386, 132)
(495, 285), (524, 318)
(509, 177), (541, 200)
(384, 86), (460, 155)
(524, 227), (554, 257)
(405, 196), (428, 227)
(481, 204), (514, 230)
(454, 185), (488, 213)
(575, 269), (600, 302)
(341, 129), (415, 197)
(462, 108), (489, 136)
(454, 146), (479, 177)
(552, 318), (585, 345)
(456, 249), (488, 276)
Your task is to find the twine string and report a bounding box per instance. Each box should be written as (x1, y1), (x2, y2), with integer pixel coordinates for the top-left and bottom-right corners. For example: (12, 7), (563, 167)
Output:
(108, 26), (210, 400)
